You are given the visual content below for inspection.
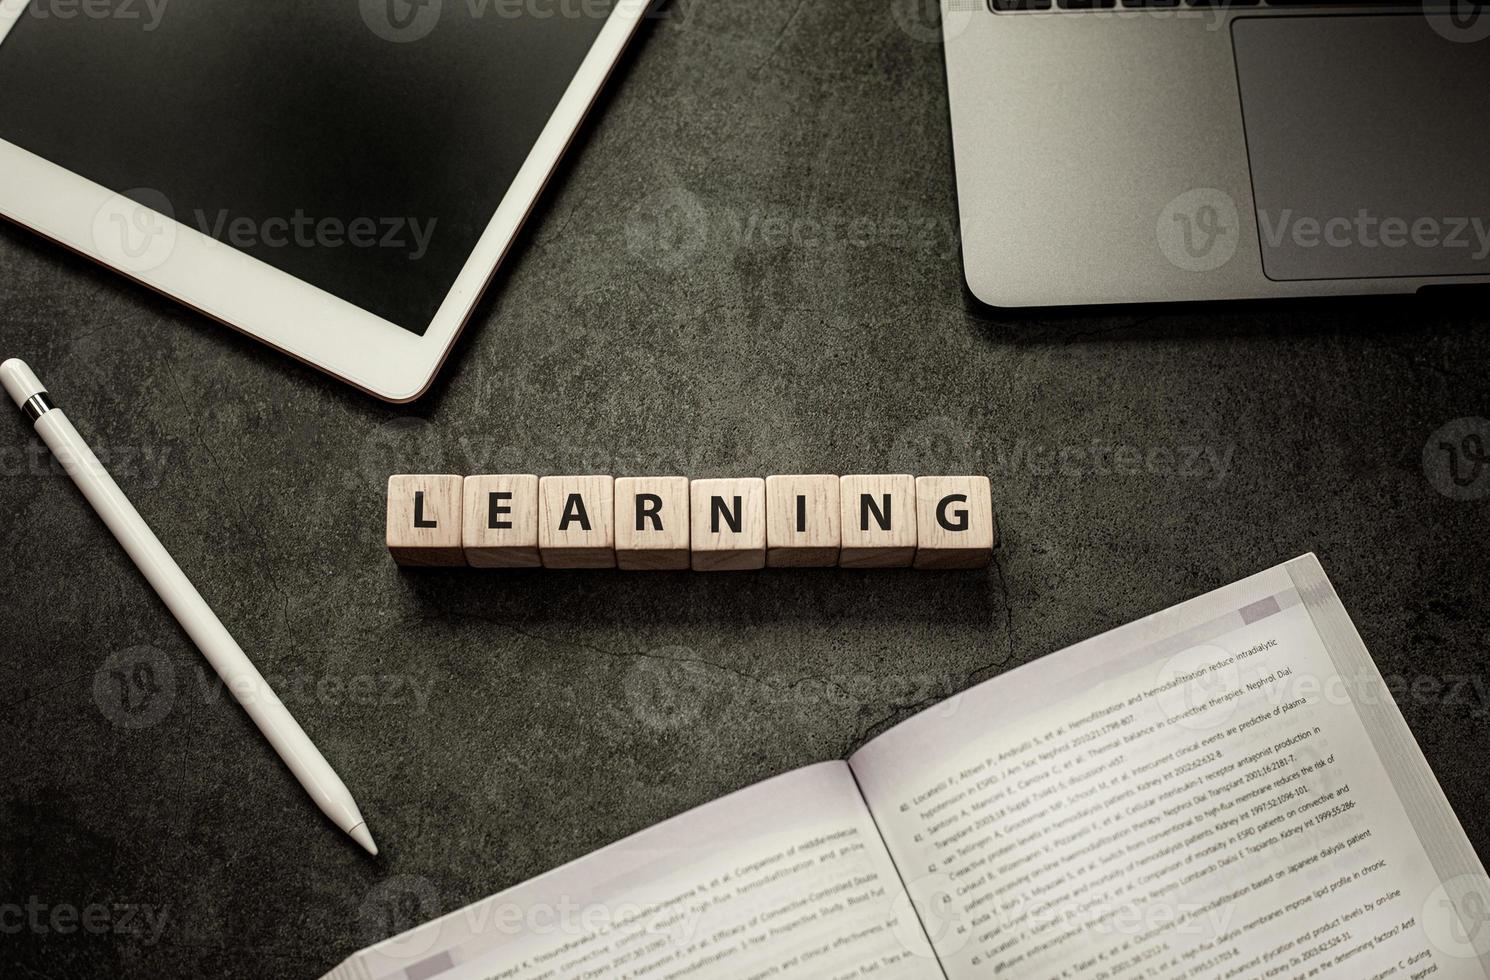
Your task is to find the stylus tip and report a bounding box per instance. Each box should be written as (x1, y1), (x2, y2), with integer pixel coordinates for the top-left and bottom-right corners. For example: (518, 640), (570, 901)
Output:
(349, 822), (378, 857)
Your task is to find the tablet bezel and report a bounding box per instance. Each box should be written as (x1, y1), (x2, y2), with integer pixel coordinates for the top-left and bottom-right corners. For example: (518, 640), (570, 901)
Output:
(0, 0), (648, 402)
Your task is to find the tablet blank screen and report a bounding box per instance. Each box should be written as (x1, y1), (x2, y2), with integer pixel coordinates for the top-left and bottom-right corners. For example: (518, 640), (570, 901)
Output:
(0, 0), (616, 334)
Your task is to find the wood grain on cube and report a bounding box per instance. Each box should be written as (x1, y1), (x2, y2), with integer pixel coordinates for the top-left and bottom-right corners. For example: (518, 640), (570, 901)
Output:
(690, 478), (766, 571)
(914, 476), (996, 570)
(539, 476), (616, 569)
(766, 474), (840, 567)
(463, 475), (541, 568)
(838, 474), (917, 568)
(387, 474), (466, 566)
(615, 477), (690, 570)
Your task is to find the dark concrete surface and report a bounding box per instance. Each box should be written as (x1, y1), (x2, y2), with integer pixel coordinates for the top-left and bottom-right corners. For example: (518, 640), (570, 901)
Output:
(2, 1), (1489, 977)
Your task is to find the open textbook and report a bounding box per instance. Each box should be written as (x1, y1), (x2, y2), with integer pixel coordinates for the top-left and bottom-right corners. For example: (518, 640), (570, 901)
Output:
(325, 555), (1490, 980)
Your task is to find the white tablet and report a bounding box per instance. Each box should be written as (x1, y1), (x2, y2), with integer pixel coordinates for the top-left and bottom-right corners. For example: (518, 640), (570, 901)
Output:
(0, 0), (648, 401)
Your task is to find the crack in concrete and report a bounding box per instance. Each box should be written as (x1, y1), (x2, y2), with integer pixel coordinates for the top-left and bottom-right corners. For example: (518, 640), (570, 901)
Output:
(0, 667), (97, 718)
(841, 553), (1019, 755)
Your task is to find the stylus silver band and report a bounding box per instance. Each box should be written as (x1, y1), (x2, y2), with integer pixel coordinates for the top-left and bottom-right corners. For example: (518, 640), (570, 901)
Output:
(23, 393), (55, 422)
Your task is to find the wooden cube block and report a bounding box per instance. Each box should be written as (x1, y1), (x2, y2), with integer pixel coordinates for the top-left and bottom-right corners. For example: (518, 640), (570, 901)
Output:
(690, 478), (766, 571)
(539, 476), (616, 569)
(914, 476), (996, 570)
(765, 475), (840, 567)
(387, 474), (465, 566)
(838, 474), (917, 568)
(462, 475), (541, 568)
(615, 477), (691, 570)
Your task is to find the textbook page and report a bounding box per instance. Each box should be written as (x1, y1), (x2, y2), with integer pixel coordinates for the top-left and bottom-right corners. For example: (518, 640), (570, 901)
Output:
(323, 762), (941, 980)
(851, 555), (1490, 980)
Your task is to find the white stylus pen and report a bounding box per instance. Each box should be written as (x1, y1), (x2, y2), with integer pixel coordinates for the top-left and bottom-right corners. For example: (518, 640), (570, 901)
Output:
(1, 358), (377, 857)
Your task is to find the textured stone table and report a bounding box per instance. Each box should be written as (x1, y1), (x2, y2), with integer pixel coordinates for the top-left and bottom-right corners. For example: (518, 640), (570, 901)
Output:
(2, 2), (1488, 976)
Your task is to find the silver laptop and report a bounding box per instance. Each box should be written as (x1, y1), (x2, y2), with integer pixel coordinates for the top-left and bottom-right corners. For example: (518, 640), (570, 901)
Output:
(942, 3), (1490, 306)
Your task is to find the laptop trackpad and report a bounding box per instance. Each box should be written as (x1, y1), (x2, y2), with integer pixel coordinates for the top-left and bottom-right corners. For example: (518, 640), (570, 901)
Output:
(1232, 17), (1490, 282)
